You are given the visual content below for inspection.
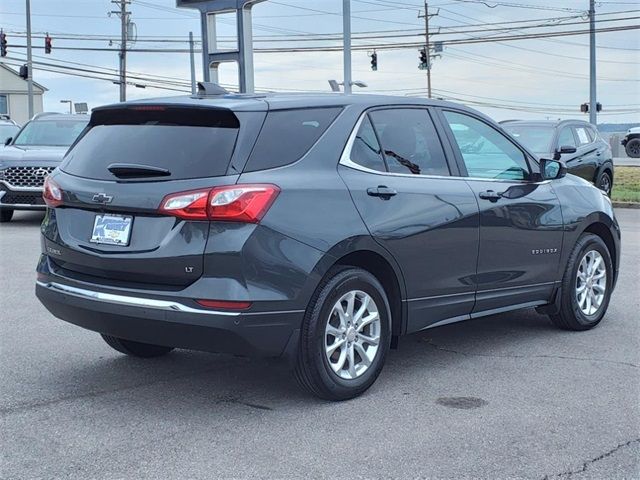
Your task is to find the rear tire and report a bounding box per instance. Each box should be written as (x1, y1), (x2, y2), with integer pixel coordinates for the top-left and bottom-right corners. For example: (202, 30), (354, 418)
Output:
(625, 138), (640, 158)
(101, 334), (174, 358)
(0, 209), (14, 223)
(550, 233), (613, 331)
(294, 266), (391, 401)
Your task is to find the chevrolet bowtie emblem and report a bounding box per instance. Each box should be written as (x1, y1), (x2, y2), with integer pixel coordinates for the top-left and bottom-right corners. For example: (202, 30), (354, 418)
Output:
(92, 193), (113, 204)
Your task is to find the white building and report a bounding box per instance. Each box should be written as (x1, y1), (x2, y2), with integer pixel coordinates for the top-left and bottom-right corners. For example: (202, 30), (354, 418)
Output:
(0, 64), (47, 125)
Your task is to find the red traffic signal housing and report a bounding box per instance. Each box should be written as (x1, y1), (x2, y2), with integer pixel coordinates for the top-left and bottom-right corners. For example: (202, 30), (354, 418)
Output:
(45, 34), (52, 54)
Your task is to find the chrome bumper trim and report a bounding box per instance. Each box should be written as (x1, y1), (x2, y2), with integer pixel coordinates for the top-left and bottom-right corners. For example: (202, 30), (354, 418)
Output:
(0, 190), (46, 209)
(0, 180), (44, 192)
(36, 281), (241, 317)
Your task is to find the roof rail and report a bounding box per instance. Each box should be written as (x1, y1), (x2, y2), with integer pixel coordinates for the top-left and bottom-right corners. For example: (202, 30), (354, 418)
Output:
(31, 112), (61, 121)
(197, 82), (230, 97)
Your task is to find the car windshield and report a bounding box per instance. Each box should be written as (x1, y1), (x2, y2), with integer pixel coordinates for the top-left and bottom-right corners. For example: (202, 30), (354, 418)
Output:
(0, 124), (19, 142)
(13, 118), (88, 147)
(503, 125), (555, 155)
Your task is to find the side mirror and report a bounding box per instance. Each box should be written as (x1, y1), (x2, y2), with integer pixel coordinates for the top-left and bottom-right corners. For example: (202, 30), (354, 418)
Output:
(4, 137), (12, 146)
(540, 158), (567, 180)
(553, 145), (577, 160)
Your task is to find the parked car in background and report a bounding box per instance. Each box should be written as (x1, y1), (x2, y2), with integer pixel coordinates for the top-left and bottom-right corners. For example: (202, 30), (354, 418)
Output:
(0, 113), (89, 222)
(621, 126), (640, 158)
(0, 115), (20, 146)
(35, 93), (619, 400)
(502, 119), (614, 195)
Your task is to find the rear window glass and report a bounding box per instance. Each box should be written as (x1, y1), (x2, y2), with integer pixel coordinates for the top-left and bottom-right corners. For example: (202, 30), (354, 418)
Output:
(243, 107), (341, 172)
(62, 114), (239, 181)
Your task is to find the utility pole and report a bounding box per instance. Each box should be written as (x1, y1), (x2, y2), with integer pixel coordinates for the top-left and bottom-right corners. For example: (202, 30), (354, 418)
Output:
(189, 31), (196, 95)
(25, 0), (34, 118)
(588, 0), (597, 126)
(111, 0), (131, 102)
(418, 2), (438, 98)
(343, 0), (352, 94)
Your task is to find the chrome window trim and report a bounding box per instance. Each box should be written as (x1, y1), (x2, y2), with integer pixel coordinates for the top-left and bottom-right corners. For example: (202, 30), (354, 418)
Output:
(339, 110), (550, 185)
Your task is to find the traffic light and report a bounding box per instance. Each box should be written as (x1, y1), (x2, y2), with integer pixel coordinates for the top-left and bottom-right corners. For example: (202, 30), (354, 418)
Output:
(580, 102), (603, 113)
(0, 31), (7, 57)
(44, 34), (52, 54)
(19, 64), (28, 80)
(370, 50), (377, 71)
(419, 48), (428, 70)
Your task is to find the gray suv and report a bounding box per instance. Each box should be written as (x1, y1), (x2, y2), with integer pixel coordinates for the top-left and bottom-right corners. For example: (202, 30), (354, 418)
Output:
(0, 113), (89, 222)
(35, 93), (620, 400)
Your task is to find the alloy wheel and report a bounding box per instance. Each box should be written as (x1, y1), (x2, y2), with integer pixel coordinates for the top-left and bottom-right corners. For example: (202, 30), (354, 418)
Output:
(324, 290), (381, 380)
(575, 250), (607, 316)
(599, 174), (612, 195)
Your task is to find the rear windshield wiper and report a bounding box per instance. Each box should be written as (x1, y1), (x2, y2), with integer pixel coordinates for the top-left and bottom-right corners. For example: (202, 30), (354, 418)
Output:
(107, 163), (171, 179)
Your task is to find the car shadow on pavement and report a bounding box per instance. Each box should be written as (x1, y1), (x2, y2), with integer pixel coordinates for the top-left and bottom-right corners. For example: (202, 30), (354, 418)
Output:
(3, 211), (45, 225)
(5, 307), (585, 416)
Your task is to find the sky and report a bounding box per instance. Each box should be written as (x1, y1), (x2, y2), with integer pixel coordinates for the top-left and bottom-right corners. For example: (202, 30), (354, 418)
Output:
(1, 0), (639, 123)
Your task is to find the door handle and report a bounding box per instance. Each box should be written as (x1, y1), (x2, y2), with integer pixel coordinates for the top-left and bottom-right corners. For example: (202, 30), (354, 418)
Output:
(367, 186), (397, 199)
(478, 190), (502, 202)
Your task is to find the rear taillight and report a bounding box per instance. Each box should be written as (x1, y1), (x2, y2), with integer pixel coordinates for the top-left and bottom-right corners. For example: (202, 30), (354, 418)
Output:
(43, 176), (63, 207)
(159, 184), (279, 223)
(158, 189), (209, 220)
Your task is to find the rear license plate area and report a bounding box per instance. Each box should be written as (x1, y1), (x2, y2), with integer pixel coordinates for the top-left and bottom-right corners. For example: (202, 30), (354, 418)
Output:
(90, 214), (133, 246)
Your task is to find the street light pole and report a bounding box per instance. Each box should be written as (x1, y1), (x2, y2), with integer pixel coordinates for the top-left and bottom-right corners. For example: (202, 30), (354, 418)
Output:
(189, 31), (197, 95)
(588, 0), (597, 126)
(343, 0), (352, 94)
(25, 0), (34, 118)
(60, 100), (72, 114)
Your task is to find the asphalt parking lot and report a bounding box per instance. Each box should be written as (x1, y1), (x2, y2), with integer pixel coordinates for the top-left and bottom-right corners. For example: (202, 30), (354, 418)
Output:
(1, 209), (639, 480)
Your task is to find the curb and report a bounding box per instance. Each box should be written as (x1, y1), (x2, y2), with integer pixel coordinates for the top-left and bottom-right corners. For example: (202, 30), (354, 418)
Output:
(612, 202), (640, 209)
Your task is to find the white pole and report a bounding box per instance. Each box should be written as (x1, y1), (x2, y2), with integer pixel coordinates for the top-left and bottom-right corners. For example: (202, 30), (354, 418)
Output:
(189, 31), (196, 94)
(26, 0), (34, 118)
(589, 0), (597, 126)
(343, 0), (352, 94)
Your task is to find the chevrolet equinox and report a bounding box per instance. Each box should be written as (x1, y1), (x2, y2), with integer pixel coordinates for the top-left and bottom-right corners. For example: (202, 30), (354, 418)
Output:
(36, 92), (620, 400)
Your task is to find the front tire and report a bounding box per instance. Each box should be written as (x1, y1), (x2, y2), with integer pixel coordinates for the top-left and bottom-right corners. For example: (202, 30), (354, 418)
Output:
(550, 233), (613, 331)
(596, 170), (612, 196)
(625, 138), (640, 158)
(101, 334), (174, 358)
(0, 209), (14, 223)
(294, 267), (391, 401)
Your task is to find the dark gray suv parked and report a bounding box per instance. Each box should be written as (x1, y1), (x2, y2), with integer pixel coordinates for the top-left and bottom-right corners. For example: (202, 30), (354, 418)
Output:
(502, 119), (614, 195)
(36, 93), (620, 400)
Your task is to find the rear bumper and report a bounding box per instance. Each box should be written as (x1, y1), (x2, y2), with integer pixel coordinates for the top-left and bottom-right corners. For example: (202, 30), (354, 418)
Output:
(36, 279), (304, 358)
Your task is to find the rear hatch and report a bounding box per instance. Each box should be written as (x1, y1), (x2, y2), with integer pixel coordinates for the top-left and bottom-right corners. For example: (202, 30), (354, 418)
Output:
(43, 103), (265, 288)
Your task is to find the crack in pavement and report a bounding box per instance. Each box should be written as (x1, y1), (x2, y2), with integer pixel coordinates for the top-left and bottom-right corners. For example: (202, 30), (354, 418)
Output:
(422, 339), (640, 369)
(0, 366), (272, 416)
(541, 438), (640, 479)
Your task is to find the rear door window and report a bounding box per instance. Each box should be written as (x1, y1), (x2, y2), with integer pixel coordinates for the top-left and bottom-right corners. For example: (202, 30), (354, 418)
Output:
(369, 108), (450, 176)
(574, 126), (591, 145)
(349, 115), (386, 172)
(62, 107), (239, 181)
(243, 107), (341, 172)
